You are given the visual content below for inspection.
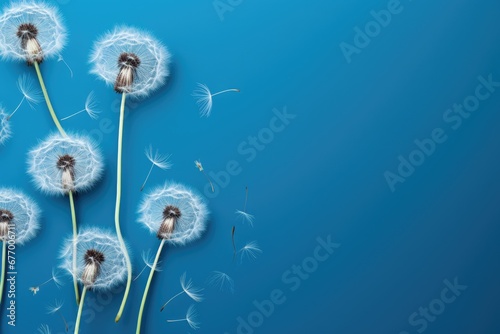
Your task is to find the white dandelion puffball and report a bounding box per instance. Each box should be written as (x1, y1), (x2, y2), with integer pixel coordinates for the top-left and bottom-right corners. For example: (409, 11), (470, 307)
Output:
(0, 1), (66, 63)
(0, 188), (40, 245)
(138, 182), (208, 246)
(27, 133), (103, 195)
(59, 228), (127, 290)
(90, 26), (170, 98)
(0, 109), (11, 145)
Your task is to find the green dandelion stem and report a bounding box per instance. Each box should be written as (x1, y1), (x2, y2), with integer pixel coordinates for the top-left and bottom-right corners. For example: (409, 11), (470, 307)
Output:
(69, 190), (80, 305)
(115, 93), (132, 322)
(136, 239), (166, 334)
(74, 286), (87, 334)
(33, 61), (67, 136)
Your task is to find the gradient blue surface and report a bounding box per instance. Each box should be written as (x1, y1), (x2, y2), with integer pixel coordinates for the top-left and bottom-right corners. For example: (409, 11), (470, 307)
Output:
(0, 0), (500, 333)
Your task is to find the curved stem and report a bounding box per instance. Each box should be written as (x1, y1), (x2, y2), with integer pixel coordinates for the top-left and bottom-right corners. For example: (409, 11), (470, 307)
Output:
(33, 61), (67, 136)
(160, 290), (184, 312)
(74, 286), (87, 334)
(69, 191), (80, 305)
(212, 88), (240, 97)
(136, 239), (166, 334)
(115, 93), (132, 322)
(0, 242), (6, 306)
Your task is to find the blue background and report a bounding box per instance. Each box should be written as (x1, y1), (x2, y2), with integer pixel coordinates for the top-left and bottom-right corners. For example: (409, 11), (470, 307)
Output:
(0, 0), (500, 333)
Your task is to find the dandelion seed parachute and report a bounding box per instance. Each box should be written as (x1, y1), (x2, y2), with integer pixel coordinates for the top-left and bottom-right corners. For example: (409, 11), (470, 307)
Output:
(0, 1), (66, 64)
(0, 109), (11, 145)
(0, 188), (40, 245)
(59, 228), (127, 291)
(138, 182), (208, 245)
(27, 133), (103, 196)
(89, 26), (170, 98)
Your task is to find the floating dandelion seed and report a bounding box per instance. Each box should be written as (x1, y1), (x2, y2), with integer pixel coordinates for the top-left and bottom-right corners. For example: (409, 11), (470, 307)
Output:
(166, 304), (200, 330)
(140, 146), (172, 191)
(90, 26), (171, 323)
(192, 83), (240, 117)
(133, 249), (162, 281)
(0, 109), (11, 145)
(37, 324), (51, 334)
(208, 271), (235, 293)
(29, 268), (64, 295)
(8, 74), (41, 120)
(57, 53), (73, 78)
(235, 186), (254, 226)
(61, 91), (101, 121)
(160, 272), (203, 312)
(46, 299), (69, 332)
(136, 182), (208, 333)
(238, 241), (262, 262)
(195, 160), (214, 193)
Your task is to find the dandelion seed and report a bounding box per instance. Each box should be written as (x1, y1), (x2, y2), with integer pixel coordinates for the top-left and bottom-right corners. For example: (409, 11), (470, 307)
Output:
(238, 241), (262, 262)
(235, 187), (254, 226)
(192, 83), (240, 117)
(166, 304), (200, 330)
(133, 249), (162, 281)
(8, 74), (41, 120)
(140, 146), (172, 191)
(61, 91), (101, 121)
(57, 53), (73, 78)
(29, 268), (64, 294)
(208, 271), (234, 293)
(160, 272), (203, 312)
(46, 299), (69, 332)
(38, 324), (51, 334)
(195, 160), (214, 192)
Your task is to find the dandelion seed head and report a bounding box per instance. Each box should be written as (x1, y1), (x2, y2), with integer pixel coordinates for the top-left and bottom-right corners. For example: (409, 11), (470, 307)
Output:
(0, 109), (11, 145)
(0, 2), (66, 63)
(28, 133), (104, 196)
(138, 182), (208, 246)
(192, 83), (213, 117)
(0, 188), (40, 245)
(146, 146), (172, 170)
(59, 227), (127, 291)
(90, 26), (170, 98)
(180, 272), (203, 302)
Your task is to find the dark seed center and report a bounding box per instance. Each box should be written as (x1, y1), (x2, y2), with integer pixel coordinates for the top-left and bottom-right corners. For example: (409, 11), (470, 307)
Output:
(163, 205), (181, 220)
(0, 210), (13, 223)
(17, 23), (38, 40)
(118, 52), (141, 69)
(57, 154), (76, 170)
(84, 249), (105, 265)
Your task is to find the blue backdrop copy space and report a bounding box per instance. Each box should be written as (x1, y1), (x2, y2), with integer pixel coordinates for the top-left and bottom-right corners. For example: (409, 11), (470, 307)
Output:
(0, 0), (499, 333)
